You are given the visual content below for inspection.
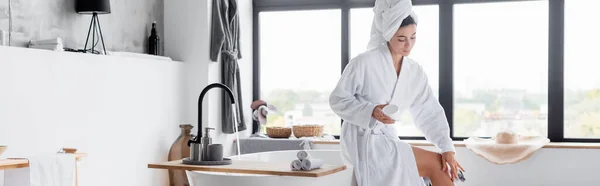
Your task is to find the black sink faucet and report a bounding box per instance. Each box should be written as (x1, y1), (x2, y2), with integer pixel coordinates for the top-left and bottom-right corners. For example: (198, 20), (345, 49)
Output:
(187, 83), (239, 161)
(189, 83), (238, 143)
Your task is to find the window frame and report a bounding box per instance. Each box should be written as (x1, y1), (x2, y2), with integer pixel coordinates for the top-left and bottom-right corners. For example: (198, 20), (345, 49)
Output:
(252, 0), (597, 142)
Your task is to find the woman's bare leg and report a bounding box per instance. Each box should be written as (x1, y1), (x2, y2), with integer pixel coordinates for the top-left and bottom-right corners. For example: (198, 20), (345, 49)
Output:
(412, 146), (455, 186)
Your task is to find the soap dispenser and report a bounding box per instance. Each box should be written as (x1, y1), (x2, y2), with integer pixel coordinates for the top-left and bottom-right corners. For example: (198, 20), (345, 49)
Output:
(200, 127), (215, 161)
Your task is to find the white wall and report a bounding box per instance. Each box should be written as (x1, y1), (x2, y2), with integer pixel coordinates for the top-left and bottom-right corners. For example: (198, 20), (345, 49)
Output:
(0, 46), (184, 186)
(314, 144), (600, 186)
(165, 0), (253, 158)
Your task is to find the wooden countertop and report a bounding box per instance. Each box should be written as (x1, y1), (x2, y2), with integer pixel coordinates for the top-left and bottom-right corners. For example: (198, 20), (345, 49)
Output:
(313, 140), (600, 149)
(148, 159), (347, 178)
(0, 153), (87, 171)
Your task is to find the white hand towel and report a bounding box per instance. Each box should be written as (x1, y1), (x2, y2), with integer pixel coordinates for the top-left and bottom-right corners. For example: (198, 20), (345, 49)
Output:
(300, 158), (324, 171)
(4, 153), (77, 186)
(296, 150), (310, 160)
(290, 159), (302, 171)
(28, 44), (64, 51)
(29, 38), (63, 46)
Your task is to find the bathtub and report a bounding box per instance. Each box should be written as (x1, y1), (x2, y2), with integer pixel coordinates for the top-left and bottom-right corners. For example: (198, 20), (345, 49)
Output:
(186, 150), (355, 186)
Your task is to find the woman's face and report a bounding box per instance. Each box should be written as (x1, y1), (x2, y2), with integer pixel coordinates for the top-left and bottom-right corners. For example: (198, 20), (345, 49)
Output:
(388, 24), (417, 57)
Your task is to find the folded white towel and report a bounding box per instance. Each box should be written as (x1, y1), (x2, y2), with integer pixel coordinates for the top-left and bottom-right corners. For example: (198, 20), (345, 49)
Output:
(28, 44), (64, 51)
(300, 158), (323, 171)
(29, 38), (63, 46)
(297, 150), (310, 160)
(290, 159), (302, 171)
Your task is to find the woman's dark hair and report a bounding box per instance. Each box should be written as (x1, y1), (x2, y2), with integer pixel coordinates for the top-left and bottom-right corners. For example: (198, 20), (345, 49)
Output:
(400, 15), (417, 27)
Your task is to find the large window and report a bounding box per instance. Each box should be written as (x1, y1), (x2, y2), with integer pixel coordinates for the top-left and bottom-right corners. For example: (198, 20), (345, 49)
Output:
(350, 5), (439, 136)
(564, 0), (600, 138)
(254, 0), (600, 142)
(453, 1), (548, 137)
(259, 10), (342, 135)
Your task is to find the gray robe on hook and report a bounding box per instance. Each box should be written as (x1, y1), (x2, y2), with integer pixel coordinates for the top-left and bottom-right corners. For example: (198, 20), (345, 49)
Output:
(210, 0), (246, 134)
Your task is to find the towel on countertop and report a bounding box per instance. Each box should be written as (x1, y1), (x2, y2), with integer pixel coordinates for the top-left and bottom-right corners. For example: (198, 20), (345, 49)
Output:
(4, 152), (77, 186)
(296, 150), (310, 160)
(29, 38), (63, 46)
(290, 159), (302, 171)
(235, 138), (313, 155)
(291, 150), (324, 171)
(300, 158), (323, 171)
(28, 38), (64, 52)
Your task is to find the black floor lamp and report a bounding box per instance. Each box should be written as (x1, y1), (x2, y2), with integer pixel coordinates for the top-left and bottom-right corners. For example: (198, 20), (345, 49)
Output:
(76, 0), (111, 54)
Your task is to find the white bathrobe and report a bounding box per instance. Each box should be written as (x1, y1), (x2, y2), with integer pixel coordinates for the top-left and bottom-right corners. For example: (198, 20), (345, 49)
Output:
(329, 44), (455, 186)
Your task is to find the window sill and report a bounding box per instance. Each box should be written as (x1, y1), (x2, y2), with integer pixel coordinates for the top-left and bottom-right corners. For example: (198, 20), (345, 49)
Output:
(312, 140), (600, 149)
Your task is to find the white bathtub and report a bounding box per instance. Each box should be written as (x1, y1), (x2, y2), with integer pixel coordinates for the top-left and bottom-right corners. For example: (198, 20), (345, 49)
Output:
(186, 150), (355, 186)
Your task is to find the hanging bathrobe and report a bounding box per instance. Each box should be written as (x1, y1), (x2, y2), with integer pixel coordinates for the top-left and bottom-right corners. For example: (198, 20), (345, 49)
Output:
(210, 0), (246, 133)
(329, 0), (455, 185)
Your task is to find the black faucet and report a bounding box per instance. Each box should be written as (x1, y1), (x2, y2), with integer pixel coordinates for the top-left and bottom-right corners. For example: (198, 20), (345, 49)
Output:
(188, 83), (237, 145)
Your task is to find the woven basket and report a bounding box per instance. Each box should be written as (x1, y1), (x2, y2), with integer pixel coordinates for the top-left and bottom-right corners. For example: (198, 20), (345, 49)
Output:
(293, 125), (323, 138)
(266, 127), (292, 138)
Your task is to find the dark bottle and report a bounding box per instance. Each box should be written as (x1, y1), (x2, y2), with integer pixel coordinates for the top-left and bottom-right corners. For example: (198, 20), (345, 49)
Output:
(148, 21), (160, 55)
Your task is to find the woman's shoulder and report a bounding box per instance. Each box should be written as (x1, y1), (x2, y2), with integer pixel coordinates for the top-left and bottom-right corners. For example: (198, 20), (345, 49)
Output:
(348, 48), (382, 67)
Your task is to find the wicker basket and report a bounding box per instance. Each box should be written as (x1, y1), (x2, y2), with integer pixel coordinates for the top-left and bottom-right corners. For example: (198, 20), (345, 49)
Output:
(266, 127), (292, 138)
(293, 125), (323, 138)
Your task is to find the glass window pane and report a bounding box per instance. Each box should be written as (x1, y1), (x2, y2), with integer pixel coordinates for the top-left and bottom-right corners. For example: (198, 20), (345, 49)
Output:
(259, 10), (342, 135)
(564, 0), (600, 138)
(454, 1), (548, 137)
(350, 5), (438, 136)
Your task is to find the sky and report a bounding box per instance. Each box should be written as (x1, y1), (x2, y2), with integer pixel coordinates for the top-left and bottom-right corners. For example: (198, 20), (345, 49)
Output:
(259, 0), (600, 97)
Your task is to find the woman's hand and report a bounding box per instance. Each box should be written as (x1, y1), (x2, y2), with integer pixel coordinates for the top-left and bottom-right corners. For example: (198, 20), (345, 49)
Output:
(441, 152), (465, 182)
(372, 104), (395, 124)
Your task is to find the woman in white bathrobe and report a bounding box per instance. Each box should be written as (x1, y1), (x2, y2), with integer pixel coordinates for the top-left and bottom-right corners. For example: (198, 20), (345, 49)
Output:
(329, 1), (465, 185)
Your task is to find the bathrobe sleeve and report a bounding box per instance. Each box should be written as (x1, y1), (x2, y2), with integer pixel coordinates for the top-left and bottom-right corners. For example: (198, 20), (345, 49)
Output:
(409, 66), (455, 153)
(329, 60), (378, 129)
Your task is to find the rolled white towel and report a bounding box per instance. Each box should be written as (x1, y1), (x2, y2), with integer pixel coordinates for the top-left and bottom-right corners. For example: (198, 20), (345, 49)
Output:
(300, 158), (323, 171)
(290, 159), (302, 171)
(297, 150), (310, 160)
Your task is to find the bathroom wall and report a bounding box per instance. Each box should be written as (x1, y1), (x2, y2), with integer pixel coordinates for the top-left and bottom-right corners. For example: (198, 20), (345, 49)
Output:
(165, 0), (254, 157)
(0, 46), (184, 186)
(314, 144), (600, 186)
(0, 0), (164, 54)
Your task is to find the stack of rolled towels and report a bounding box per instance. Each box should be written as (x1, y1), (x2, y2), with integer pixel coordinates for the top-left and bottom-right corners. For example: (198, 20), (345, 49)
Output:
(290, 150), (324, 171)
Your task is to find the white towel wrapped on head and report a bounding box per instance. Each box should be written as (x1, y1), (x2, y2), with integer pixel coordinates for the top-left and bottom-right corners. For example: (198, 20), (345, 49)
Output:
(367, 0), (419, 51)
